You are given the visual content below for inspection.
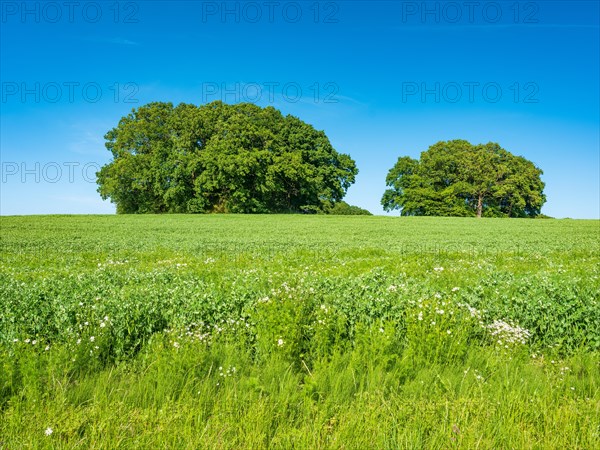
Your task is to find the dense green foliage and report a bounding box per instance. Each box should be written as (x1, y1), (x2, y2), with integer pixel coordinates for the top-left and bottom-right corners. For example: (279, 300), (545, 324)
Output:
(382, 140), (546, 217)
(1, 215), (599, 447)
(321, 201), (372, 215)
(97, 102), (358, 214)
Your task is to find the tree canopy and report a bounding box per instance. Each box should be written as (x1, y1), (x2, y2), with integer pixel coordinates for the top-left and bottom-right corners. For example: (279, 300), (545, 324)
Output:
(381, 140), (546, 218)
(322, 201), (372, 215)
(97, 101), (358, 214)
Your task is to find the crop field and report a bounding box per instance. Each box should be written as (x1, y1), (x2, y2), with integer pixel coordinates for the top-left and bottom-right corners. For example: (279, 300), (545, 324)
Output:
(1, 215), (599, 448)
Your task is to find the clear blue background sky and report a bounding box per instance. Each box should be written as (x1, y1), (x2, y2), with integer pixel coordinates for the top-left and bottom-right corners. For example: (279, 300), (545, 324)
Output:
(1, 1), (598, 218)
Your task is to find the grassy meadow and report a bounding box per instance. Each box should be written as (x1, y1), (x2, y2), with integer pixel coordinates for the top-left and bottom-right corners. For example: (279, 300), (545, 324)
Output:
(1, 215), (599, 448)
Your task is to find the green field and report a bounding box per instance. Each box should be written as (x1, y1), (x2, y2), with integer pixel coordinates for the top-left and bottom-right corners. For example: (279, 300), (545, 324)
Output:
(1, 215), (599, 448)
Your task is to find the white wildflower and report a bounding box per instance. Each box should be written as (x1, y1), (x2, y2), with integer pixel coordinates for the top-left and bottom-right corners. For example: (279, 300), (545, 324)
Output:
(487, 319), (531, 346)
(466, 305), (481, 318)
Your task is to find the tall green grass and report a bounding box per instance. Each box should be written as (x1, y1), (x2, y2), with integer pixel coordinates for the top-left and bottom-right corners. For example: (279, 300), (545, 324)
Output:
(1, 215), (599, 448)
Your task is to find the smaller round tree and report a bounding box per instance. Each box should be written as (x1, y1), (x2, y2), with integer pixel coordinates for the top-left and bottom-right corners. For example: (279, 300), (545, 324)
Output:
(382, 140), (546, 218)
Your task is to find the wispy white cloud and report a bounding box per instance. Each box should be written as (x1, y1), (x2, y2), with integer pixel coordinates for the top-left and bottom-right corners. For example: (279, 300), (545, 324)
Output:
(106, 37), (140, 46)
(68, 130), (105, 155)
(64, 119), (114, 157)
(85, 37), (140, 46)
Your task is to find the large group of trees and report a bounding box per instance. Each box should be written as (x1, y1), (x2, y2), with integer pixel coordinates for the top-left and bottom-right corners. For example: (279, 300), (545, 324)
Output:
(381, 140), (546, 218)
(97, 101), (358, 214)
(97, 103), (546, 218)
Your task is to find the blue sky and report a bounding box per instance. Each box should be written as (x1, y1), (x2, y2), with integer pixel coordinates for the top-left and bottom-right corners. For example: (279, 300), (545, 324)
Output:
(1, 1), (598, 218)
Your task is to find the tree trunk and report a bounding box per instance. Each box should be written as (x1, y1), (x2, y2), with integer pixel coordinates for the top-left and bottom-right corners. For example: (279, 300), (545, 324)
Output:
(476, 193), (483, 218)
